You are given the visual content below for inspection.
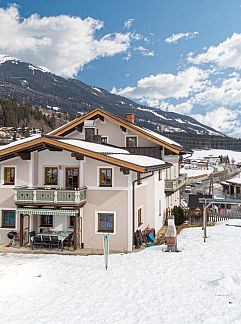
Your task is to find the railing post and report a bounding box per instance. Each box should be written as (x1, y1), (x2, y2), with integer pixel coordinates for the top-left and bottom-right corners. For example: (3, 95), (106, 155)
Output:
(54, 190), (58, 203)
(75, 190), (80, 204)
(33, 190), (36, 203)
(14, 190), (17, 202)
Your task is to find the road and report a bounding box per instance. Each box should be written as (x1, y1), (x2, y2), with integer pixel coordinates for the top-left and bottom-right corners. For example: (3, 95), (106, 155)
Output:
(182, 164), (240, 202)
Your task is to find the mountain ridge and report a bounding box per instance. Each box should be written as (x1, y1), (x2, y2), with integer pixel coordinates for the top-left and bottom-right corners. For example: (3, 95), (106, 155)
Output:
(0, 55), (224, 137)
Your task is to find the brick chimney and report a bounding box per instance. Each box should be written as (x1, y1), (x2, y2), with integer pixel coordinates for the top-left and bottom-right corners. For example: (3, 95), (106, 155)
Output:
(126, 113), (135, 124)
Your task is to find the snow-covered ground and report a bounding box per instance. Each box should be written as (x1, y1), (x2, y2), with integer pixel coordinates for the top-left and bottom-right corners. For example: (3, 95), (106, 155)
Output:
(180, 167), (213, 178)
(191, 149), (241, 164)
(1, 221), (241, 324)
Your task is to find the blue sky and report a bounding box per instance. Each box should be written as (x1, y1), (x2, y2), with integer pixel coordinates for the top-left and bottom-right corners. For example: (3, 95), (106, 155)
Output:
(1, 0), (241, 136)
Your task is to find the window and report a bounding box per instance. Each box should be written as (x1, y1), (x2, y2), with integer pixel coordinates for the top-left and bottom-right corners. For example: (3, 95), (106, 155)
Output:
(158, 170), (162, 181)
(45, 167), (58, 186)
(126, 136), (137, 147)
(66, 168), (79, 189)
(97, 213), (114, 233)
(99, 168), (112, 187)
(137, 207), (143, 227)
(69, 216), (75, 228)
(101, 136), (108, 144)
(40, 215), (53, 227)
(2, 210), (15, 228)
(4, 167), (15, 185)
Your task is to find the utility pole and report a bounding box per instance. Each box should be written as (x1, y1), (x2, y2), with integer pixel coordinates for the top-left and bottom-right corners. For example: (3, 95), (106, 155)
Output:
(209, 174), (215, 217)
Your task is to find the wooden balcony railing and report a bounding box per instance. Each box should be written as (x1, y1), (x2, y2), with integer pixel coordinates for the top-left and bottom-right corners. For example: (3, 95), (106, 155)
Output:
(122, 146), (162, 159)
(14, 187), (87, 207)
(165, 174), (187, 193)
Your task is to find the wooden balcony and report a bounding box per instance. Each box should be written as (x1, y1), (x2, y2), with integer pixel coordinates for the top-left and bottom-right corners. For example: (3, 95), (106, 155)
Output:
(165, 174), (187, 193)
(14, 187), (87, 207)
(122, 146), (162, 159)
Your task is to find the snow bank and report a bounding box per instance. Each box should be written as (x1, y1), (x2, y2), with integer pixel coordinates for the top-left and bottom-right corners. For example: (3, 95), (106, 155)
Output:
(1, 221), (241, 323)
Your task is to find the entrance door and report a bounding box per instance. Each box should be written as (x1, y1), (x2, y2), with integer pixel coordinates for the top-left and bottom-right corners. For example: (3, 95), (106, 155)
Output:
(65, 168), (79, 189)
(20, 214), (30, 246)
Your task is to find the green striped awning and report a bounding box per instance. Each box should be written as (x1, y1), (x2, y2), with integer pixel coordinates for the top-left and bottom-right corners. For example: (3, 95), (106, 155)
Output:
(16, 208), (79, 216)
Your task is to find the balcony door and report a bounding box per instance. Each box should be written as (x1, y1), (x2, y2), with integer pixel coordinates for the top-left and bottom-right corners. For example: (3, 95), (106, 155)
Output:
(65, 168), (79, 189)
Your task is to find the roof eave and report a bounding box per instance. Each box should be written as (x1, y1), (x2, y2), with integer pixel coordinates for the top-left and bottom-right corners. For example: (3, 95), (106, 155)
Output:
(50, 108), (183, 154)
(144, 162), (172, 172)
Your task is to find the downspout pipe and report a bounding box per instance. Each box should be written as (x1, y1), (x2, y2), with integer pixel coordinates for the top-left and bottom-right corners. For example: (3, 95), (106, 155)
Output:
(132, 171), (154, 247)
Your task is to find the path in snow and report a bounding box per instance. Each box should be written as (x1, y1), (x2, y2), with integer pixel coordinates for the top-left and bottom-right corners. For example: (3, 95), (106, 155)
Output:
(1, 220), (241, 324)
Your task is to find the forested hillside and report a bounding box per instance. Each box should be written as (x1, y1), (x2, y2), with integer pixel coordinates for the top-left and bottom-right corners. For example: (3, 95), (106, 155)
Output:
(0, 99), (68, 132)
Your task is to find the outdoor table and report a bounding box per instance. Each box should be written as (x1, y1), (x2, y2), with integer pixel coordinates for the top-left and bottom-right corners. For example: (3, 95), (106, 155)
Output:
(31, 231), (73, 250)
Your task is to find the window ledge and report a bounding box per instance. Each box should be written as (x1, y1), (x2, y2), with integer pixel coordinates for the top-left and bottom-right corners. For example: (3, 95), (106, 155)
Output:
(96, 231), (115, 235)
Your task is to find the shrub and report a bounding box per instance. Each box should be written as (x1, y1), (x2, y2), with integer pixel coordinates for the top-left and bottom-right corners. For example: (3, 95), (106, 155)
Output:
(172, 206), (185, 226)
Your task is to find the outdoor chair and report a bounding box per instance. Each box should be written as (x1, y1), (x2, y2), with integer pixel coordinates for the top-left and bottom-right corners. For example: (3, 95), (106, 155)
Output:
(50, 236), (60, 249)
(63, 233), (73, 250)
(42, 235), (51, 249)
(32, 235), (42, 249)
(29, 231), (36, 242)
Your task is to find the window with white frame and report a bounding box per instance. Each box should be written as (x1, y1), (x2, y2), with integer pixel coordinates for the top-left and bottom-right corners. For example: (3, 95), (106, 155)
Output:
(101, 136), (108, 144)
(126, 136), (137, 147)
(97, 212), (114, 233)
(4, 167), (15, 185)
(99, 168), (112, 187)
(1, 210), (16, 228)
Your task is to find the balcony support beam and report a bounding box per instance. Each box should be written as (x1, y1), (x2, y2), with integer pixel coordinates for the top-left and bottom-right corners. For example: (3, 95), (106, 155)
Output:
(71, 152), (85, 160)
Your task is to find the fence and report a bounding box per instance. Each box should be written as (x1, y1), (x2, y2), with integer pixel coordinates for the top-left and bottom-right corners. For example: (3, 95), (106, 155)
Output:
(189, 210), (241, 224)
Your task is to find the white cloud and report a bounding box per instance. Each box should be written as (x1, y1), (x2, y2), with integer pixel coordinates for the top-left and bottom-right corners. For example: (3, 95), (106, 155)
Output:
(167, 102), (193, 114)
(192, 107), (241, 136)
(113, 67), (209, 103)
(0, 5), (132, 77)
(124, 18), (134, 29)
(122, 52), (132, 61)
(193, 73), (241, 107)
(188, 33), (241, 69)
(134, 46), (155, 57)
(165, 32), (199, 44)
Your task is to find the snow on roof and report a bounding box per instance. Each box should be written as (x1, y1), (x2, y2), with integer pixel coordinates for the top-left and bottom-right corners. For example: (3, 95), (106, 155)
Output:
(226, 177), (241, 185)
(107, 154), (166, 167)
(134, 125), (182, 148)
(57, 139), (129, 154)
(0, 134), (41, 151)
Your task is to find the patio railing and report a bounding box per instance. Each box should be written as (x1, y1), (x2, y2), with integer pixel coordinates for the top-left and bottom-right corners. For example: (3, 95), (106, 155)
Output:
(14, 187), (87, 206)
(165, 174), (188, 193)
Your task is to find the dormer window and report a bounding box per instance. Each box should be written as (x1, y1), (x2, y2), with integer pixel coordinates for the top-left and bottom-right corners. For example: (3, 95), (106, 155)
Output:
(126, 136), (137, 147)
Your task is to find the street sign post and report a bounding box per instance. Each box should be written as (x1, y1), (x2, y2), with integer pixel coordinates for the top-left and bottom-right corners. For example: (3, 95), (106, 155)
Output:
(103, 234), (110, 270)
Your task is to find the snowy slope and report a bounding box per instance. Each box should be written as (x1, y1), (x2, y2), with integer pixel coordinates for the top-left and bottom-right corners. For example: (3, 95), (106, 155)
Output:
(191, 149), (241, 164)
